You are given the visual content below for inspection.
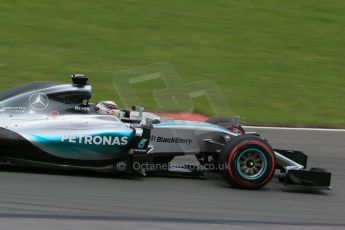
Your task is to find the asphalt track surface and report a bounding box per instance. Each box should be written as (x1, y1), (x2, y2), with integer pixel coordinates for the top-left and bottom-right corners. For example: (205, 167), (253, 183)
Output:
(0, 128), (344, 230)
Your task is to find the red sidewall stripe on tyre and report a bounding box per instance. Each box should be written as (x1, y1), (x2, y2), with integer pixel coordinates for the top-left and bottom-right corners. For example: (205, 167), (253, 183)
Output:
(227, 140), (276, 187)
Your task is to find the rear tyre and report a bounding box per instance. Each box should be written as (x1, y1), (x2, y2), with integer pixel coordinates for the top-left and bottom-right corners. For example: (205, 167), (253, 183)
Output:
(220, 134), (276, 189)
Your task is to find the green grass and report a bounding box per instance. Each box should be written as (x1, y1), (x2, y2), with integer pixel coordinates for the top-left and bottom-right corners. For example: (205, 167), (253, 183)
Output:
(0, 0), (345, 127)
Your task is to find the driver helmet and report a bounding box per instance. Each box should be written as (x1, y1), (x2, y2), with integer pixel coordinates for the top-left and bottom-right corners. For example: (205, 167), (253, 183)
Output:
(95, 101), (120, 116)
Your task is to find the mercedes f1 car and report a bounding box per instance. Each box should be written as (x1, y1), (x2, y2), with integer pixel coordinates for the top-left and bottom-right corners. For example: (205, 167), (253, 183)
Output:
(0, 74), (331, 189)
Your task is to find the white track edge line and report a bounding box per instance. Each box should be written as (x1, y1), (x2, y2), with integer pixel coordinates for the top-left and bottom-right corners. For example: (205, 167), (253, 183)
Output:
(243, 126), (345, 132)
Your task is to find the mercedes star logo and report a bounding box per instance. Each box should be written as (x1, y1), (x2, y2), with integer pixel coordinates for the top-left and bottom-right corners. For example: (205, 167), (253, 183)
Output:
(29, 93), (49, 110)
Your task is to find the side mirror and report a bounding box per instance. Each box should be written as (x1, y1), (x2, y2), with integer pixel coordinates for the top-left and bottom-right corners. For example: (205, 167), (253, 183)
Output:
(233, 116), (240, 129)
(132, 106), (144, 119)
(132, 106), (144, 112)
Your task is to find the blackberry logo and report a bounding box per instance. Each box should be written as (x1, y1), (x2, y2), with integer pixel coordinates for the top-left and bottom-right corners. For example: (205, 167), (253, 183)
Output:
(151, 135), (193, 145)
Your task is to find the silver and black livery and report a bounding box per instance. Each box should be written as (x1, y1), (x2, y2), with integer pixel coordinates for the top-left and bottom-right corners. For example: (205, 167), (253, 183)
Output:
(0, 75), (331, 190)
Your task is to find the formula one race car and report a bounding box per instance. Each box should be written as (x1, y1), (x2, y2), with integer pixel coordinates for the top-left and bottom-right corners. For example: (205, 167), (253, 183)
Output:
(0, 74), (331, 190)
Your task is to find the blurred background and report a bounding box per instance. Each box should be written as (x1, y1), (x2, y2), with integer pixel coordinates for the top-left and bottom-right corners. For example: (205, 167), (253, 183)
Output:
(0, 0), (344, 127)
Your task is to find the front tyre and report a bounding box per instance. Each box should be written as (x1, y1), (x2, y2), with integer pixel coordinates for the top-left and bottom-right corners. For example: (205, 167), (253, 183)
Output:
(220, 135), (276, 189)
